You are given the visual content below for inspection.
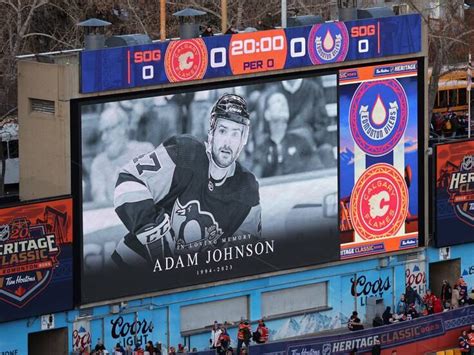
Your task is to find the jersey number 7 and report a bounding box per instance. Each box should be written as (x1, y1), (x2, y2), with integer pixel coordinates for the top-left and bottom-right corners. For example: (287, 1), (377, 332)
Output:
(133, 152), (161, 175)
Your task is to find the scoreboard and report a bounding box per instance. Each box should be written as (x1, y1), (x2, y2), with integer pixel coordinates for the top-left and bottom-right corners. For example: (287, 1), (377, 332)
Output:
(80, 14), (421, 93)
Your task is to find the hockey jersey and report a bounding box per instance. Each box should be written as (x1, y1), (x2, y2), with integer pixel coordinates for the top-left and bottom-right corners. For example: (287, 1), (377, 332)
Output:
(113, 135), (261, 264)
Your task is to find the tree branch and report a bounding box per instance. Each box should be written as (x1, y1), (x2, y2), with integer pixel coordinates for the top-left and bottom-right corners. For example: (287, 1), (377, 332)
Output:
(22, 32), (76, 48)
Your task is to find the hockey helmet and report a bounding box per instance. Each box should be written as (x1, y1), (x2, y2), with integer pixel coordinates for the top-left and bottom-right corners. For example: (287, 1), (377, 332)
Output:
(210, 94), (250, 131)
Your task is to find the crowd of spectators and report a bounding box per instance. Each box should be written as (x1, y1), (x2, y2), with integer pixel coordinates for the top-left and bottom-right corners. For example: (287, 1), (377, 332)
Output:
(80, 319), (269, 355)
(348, 277), (474, 332)
(458, 324), (474, 354)
(211, 319), (269, 355)
(430, 110), (470, 140)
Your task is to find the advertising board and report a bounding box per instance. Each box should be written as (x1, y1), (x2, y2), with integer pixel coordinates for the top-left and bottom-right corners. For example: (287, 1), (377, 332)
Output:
(0, 197), (73, 322)
(339, 61), (419, 259)
(80, 14), (421, 94)
(435, 139), (474, 246)
(80, 73), (340, 303)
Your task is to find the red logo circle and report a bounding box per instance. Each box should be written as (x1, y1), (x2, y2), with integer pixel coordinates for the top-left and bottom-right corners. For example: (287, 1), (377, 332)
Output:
(350, 163), (408, 240)
(165, 39), (208, 82)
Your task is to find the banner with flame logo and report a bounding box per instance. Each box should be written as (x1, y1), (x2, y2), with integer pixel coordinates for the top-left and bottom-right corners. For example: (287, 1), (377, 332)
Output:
(80, 14), (422, 94)
(435, 139), (474, 246)
(0, 197), (73, 322)
(339, 61), (419, 259)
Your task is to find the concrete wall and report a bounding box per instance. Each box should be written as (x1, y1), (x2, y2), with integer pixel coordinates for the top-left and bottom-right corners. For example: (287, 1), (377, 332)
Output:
(18, 60), (73, 200)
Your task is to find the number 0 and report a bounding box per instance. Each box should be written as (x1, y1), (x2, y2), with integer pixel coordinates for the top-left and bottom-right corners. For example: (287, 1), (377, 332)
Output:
(142, 65), (154, 80)
(358, 39), (369, 53)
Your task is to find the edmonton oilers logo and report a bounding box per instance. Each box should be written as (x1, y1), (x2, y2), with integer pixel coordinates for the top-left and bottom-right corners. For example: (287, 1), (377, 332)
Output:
(308, 23), (349, 64)
(349, 79), (408, 156)
(350, 163), (409, 240)
(164, 38), (208, 83)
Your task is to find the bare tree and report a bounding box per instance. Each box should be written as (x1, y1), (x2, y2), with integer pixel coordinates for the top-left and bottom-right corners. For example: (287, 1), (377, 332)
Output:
(405, 0), (474, 119)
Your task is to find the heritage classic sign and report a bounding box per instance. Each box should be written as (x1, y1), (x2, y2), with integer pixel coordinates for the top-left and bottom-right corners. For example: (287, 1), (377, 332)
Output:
(435, 139), (474, 246)
(80, 14), (421, 93)
(0, 197), (73, 323)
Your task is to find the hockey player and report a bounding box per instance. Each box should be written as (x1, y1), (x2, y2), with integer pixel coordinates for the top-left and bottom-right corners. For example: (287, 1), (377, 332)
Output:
(111, 94), (261, 268)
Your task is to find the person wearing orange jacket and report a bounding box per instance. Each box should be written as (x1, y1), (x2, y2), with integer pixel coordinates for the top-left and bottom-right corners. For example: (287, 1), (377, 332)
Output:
(255, 319), (269, 344)
(236, 320), (252, 355)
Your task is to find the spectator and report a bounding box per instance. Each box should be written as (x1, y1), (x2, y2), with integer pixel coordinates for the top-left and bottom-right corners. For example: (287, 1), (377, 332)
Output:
(371, 339), (381, 355)
(211, 321), (222, 349)
(441, 280), (452, 308)
(431, 113), (444, 137)
(145, 341), (155, 354)
(442, 111), (456, 137)
(255, 91), (322, 177)
(348, 311), (364, 331)
(134, 342), (144, 354)
(468, 325), (474, 351)
(407, 303), (419, 320)
(459, 330), (471, 354)
(236, 320), (252, 355)
(260, 12), (275, 29)
(201, 25), (214, 37)
(433, 296), (443, 314)
(177, 344), (185, 354)
(254, 319), (269, 344)
(469, 289), (474, 305)
(372, 314), (384, 327)
(93, 339), (106, 353)
(423, 290), (436, 314)
(90, 107), (153, 204)
(218, 326), (231, 354)
(452, 285), (462, 309)
(259, 78), (332, 155)
(225, 26), (238, 35)
(155, 342), (163, 355)
(396, 294), (408, 316)
(382, 306), (393, 325)
(458, 278), (469, 306)
(405, 286), (423, 307)
(169, 346), (176, 355)
(114, 342), (125, 354)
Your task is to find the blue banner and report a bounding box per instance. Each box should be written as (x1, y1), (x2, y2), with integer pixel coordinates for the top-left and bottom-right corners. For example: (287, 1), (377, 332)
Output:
(80, 14), (421, 94)
(240, 306), (473, 355)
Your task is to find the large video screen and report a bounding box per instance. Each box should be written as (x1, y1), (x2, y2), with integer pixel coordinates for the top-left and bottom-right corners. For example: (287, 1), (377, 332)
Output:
(80, 74), (339, 303)
(339, 61), (419, 259)
(0, 197), (73, 322)
(435, 139), (474, 247)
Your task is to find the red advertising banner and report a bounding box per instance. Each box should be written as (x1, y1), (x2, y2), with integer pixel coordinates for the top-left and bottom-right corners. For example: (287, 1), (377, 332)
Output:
(435, 139), (474, 246)
(0, 197), (73, 322)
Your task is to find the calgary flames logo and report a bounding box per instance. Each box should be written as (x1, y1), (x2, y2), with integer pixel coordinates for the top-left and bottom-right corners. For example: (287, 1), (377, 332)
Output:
(164, 39), (208, 82)
(350, 163), (409, 240)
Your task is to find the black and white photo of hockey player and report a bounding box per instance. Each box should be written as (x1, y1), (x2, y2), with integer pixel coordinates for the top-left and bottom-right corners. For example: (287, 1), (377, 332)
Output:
(111, 94), (262, 269)
(80, 76), (340, 302)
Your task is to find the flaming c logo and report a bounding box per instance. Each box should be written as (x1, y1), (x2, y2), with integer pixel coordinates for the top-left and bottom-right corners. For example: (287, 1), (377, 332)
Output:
(165, 39), (207, 82)
(350, 164), (408, 240)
